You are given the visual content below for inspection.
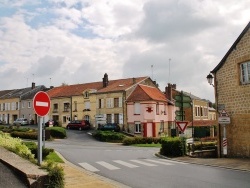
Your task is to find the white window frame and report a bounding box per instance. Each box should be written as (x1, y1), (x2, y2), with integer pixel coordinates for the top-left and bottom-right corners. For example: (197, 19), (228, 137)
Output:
(85, 101), (90, 110)
(240, 61), (250, 84)
(135, 122), (141, 133)
(106, 98), (113, 108)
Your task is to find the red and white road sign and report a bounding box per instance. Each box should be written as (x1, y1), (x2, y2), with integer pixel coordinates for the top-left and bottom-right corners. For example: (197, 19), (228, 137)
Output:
(176, 121), (189, 133)
(33, 91), (51, 117)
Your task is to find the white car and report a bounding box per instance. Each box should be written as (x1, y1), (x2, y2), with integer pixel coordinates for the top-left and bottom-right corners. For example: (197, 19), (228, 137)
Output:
(13, 118), (28, 125)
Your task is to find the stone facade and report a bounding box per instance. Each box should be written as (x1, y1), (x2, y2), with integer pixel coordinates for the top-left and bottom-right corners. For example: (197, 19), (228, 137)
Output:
(211, 22), (250, 158)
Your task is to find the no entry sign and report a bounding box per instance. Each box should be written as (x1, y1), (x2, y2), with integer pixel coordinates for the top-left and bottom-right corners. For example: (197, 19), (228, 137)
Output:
(33, 91), (51, 117)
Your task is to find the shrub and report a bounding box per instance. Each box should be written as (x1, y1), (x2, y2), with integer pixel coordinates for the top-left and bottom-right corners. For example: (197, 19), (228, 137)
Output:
(43, 162), (64, 188)
(23, 141), (54, 159)
(192, 142), (217, 151)
(160, 137), (184, 157)
(123, 137), (135, 145)
(93, 130), (125, 142)
(0, 131), (34, 160)
(11, 131), (38, 140)
(46, 127), (66, 139)
(122, 137), (161, 145)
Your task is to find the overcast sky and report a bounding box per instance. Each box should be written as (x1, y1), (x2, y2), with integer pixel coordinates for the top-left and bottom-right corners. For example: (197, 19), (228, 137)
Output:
(0, 0), (249, 102)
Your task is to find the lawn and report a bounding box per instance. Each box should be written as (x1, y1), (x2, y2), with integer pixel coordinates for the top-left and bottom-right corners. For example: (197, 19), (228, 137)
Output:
(132, 143), (161, 148)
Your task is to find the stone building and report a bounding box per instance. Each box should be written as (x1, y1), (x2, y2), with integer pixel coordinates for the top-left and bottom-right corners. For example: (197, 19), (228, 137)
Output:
(210, 22), (250, 158)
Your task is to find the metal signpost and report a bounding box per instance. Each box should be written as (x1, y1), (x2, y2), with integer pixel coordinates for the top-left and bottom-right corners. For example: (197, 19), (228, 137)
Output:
(218, 109), (230, 156)
(33, 91), (51, 165)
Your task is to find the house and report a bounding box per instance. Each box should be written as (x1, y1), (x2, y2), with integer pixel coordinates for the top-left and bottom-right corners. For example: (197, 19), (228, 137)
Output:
(94, 74), (157, 130)
(210, 21), (250, 158)
(0, 83), (47, 124)
(165, 84), (217, 138)
(46, 82), (103, 127)
(126, 84), (175, 137)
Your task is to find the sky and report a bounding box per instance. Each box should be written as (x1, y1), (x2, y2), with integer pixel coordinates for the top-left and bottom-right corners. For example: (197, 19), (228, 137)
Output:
(0, 0), (249, 102)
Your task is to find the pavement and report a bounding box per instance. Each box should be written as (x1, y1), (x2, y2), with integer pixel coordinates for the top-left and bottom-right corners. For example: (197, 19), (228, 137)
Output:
(0, 146), (250, 188)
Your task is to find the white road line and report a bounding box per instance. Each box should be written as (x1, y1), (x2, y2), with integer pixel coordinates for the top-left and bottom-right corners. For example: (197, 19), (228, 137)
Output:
(96, 161), (120, 170)
(113, 160), (139, 168)
(130, 160), (157, 167)
(159, 159), (188, 165)
(79, 163), (100, 172)
(36, 101), (48, 107)
(144, 159), (174, 166)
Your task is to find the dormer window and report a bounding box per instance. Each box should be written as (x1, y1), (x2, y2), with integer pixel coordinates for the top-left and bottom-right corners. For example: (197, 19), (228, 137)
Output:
(84, 91), (89, 98)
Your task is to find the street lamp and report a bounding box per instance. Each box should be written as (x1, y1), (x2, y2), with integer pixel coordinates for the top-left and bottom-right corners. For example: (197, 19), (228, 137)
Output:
(206, 73), (214, 87)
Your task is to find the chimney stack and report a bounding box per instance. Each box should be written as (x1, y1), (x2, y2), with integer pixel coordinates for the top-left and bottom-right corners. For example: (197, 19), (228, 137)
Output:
(31, 82), (35, 89)
(165, 83), (176, 100)
(103, 73), (109, 87)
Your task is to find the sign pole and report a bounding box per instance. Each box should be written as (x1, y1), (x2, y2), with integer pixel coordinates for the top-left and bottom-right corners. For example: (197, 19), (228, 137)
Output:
(43, 116), (45, 148)
(38, 116), (42, 165)
(223, 124), (227, 156)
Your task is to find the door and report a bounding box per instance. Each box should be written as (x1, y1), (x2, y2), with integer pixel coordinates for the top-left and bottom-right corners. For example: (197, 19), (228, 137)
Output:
(146, 123), (153, 137)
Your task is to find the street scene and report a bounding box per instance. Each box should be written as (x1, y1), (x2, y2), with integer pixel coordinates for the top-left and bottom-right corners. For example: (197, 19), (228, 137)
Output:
(0, 1), (250, 188)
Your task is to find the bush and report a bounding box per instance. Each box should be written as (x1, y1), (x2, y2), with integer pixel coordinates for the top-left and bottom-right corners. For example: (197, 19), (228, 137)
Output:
(122, 137), (161, 145)
(93, 130), (125, 142)
(46, 127), (66, 139)
(192, 142), (217, 151)
(160, 137), (184, 157)
(23, 141), (54, 159)
(11, 131), (38, 140)
(43, 162), (64, 188)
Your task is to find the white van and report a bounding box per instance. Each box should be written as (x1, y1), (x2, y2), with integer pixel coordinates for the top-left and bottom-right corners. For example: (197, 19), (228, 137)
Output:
(13, 118), (28, 125)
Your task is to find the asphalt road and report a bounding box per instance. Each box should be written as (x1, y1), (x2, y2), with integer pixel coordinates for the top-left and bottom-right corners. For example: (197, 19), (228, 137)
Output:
(46, 130), (250, 188)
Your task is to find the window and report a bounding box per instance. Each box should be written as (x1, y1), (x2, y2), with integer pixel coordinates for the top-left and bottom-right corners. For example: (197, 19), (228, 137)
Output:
(107, 114), (112, 123)
(114, 98), (119, 108)
(106, 98), (113, 108)
(114, 114), (119, 124)
(74, 101), (77, 111)
(64, 103), (70, 112)
(240, 61), (250, 84)
(28, 101), (31, 108)
(53, 103), (58, 113)
(135, 122), (141, 133)
(156, 103), (159, 115)
(84, 101), (90, 110)
(134, 103), (140, 114)
(22, 102), (25, 108)
(84, 115), (90, 121)
(98, 99), (104, 109)
(84, 91), (89, 98)
(16, 102), (19, 110)
(160, 121), (164, 132)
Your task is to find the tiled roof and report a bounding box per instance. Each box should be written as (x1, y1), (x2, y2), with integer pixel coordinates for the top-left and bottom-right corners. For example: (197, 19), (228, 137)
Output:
(127, 84), (167, 102)
(46, 76), (149, 98)
(46, 82), (104, 98)
(97, 77), (148, 93)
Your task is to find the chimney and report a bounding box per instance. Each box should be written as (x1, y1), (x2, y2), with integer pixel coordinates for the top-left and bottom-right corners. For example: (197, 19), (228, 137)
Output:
(103, 73), (109, 87)
(31, 82), (35, 89)
(133, 77), (136, 84)
(165, 83), (174, 100)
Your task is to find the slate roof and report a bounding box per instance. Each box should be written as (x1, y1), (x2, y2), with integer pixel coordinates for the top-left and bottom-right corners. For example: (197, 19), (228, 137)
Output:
(0, 87), (33, 99)
(211, 21), (250, 73)
(21, 85), (48, 100)
(126, 84), (167, 102)
(0, 90), (14, 97)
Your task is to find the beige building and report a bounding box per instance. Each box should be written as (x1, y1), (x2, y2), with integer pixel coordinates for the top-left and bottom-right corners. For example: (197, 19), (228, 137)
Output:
(210, 22), (250, 158)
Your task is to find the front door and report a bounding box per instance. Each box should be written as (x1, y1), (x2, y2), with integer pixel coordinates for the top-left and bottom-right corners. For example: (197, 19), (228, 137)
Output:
(146, 123), (153, 137)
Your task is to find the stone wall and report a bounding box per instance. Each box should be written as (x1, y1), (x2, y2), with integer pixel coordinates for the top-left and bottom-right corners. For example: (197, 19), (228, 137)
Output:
(215, 27), (250, 158)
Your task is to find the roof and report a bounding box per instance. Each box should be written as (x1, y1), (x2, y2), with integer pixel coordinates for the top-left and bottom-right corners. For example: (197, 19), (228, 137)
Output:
(0, 90), (14, 97)
(97, 77), (148, 93)
(21, 85), (48, 100)
(126, 84), (167, 102)
(211, 21), (250, 73)
(0, 87), (33, 99)
(46, 82), (104, 98)
(47, 76), (149, 98)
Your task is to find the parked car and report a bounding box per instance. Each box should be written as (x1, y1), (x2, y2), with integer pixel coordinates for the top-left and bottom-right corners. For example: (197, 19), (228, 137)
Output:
(66, 120), (90, 130)
(0, 120), (2, 124)
(13, 118), (28, 125)
(97, 123), (120, 132)
(45, 120), (58, 127)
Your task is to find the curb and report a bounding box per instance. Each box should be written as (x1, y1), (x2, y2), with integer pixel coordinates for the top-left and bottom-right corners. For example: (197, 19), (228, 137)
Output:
(155, 153), (250, 172)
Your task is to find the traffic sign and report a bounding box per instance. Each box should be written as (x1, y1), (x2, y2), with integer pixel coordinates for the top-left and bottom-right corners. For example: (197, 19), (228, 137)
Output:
(33, 91), (51, 117)
(176, 121), (189, 132)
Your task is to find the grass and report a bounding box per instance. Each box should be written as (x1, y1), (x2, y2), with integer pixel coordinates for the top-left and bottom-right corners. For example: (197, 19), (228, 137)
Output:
(132, 143), (161, 148)
(45, 151), (64, 163)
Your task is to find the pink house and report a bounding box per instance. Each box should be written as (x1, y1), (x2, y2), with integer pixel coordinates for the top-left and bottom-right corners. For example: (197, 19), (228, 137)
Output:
(126, 84), (175, 137)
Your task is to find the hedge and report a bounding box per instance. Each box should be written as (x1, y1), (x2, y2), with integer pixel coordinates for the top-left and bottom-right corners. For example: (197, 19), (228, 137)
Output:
(160, 137), (184, 157)
(46, 127), (66, 139)
(123, 137), (161, 145)
(92, 131), (125, 142)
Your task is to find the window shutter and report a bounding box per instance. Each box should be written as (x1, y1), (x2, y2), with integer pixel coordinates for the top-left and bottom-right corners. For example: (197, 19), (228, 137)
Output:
(119, 113), (123, 124)
(119, 97), (122, 107)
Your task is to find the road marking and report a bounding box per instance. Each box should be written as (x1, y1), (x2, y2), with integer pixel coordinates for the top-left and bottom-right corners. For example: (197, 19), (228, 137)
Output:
(96, 161), (120, 170)
(36, 101), (48, 107)
(113, 160), (139, 168)
(144, 159), (174, 166)
(159, 159), (188, 165)
(79, 163), (99, 172)
(130, 160), (157, 167)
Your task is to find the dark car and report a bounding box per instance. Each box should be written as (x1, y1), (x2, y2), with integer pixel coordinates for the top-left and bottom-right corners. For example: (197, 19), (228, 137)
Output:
(66, 120), (90, 130)
(97, 123), (120, 132)
(45, 120), (58, 127)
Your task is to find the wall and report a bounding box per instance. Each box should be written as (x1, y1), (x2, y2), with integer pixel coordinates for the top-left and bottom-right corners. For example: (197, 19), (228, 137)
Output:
(215, 27), (250, 157)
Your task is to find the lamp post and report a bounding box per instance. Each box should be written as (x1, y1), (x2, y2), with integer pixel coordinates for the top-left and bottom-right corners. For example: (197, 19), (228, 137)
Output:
(206, 73), (214, 86)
